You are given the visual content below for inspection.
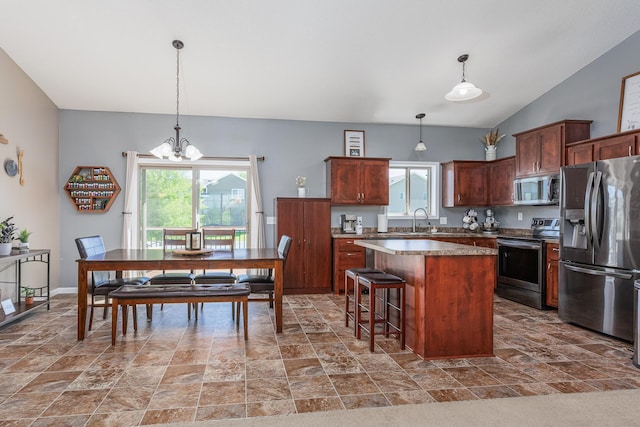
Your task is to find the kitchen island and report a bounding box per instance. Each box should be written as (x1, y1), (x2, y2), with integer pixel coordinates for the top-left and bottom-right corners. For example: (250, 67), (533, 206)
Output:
(356, 239), (497, 360)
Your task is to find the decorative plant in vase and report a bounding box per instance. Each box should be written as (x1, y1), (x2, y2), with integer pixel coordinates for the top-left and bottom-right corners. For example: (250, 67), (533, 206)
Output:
(0, 217), (17, 256)
(480, 128), (505, 161)
(17, 229), (32, 251)
(22, 286), (35, 305)
(296, 176), (307, 197)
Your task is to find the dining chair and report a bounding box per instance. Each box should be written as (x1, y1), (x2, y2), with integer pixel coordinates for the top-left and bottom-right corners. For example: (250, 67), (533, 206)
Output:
(193, 227), (237, 284)
(75, 235), (150, 330)
(237, 234), (292, 308)
(194, 227), (237, 312)
(149, 228), (197, 285)
(149, 228), (197, 317)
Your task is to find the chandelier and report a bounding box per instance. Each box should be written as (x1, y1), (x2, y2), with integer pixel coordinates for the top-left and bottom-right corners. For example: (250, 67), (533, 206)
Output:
(150, 40), (203, 161)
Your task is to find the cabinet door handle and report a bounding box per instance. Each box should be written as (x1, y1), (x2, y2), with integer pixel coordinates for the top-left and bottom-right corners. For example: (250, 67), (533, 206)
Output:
(532, 161), (536, 171)
(552, 247), (559, 252)
(361, 192), (364, 201)
(457, 194), (461, 202)
(547, 262), (551, 270)
(629, 146), (633, 156)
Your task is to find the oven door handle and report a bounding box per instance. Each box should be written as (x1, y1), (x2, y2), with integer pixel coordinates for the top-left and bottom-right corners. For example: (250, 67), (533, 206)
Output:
(497, 240), (541, 250)
(563, 263), (632, 280)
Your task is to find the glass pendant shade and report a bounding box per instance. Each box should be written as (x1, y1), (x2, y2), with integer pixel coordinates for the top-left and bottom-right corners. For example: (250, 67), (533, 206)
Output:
(414, 113), (427, 151)
(415, 141), (427, 151)
(445, 54), (483, 102)
(445, 81), (483, 101)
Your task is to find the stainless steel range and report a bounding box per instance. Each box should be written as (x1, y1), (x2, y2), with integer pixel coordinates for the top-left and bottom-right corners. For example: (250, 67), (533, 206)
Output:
(496, 218), (560, 309)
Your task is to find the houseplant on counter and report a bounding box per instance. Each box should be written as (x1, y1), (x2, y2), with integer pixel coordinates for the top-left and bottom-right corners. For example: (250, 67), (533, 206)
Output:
(480, 128), (505, 161)
(0, 217), (17, 256)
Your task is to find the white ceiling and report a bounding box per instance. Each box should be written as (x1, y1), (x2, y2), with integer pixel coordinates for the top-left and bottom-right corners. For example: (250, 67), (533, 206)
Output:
(2, 0), (640, 128)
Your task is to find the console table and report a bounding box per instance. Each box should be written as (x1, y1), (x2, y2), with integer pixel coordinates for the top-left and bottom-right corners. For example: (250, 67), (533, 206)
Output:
(0, 249), (50, 328)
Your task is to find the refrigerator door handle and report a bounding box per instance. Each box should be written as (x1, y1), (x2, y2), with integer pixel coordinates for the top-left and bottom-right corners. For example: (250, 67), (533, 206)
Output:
(563, 263), (633, 280)
(584, 171), (595, 245)
(590, 171), (602, 251)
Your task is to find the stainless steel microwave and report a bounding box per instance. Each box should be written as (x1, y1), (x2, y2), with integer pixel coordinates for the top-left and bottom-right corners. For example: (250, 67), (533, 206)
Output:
(513, 174), (560, 205)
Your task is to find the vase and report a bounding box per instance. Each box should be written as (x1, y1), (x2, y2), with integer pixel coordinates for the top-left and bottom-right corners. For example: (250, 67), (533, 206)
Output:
(0, 243), (11, 256)
(485, 145), (497, 161)
(297, 187), (307, 197)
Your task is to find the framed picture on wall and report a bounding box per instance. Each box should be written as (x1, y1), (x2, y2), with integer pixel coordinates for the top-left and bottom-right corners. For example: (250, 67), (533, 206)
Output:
(344, 130), (365, 157)
(617, 70), (640, 132)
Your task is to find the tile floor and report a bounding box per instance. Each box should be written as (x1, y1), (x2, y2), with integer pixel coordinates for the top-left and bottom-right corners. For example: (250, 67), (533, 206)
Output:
(0, 293), (637, 426)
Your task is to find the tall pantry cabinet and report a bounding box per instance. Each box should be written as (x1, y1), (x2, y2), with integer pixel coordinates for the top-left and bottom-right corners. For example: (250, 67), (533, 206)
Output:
(276, 197), (332, 294)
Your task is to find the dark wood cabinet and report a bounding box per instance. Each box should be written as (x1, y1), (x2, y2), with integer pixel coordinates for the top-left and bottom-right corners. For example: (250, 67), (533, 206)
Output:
(276, 198), (332, 294)
(487, 156), (515, 206)
(442, 160), (487, 207)
(566, 142), (594, 165)
(594, 134), (636, 160)
(545, 242), (559, 308)
(514, 120), (591, 177)
(324, 157), (390, 205)
(332, 237), (365, 294)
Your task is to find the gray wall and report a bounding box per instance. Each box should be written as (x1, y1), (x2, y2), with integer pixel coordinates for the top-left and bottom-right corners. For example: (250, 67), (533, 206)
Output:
(490, 29), (640, 225)
(58, 111), (486, 287)
(57, 29), (640, 289)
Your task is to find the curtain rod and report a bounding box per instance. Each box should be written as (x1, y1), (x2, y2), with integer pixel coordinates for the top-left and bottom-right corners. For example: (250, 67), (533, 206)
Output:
(121, 152), (264, 161)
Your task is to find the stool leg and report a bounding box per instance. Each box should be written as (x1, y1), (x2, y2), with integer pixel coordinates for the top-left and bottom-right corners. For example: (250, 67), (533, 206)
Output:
(355, 278), (362, 340)
(384, 287), (390, 337)
(369, 284), (375, 352)
(400, 286), (406, 350)
(345, 272), (350, 327)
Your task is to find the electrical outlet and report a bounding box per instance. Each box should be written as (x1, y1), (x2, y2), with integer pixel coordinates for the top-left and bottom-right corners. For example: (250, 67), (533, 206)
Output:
(266, 216), (276, 225)
(439, 217), (447, 225)
(518, 212), (523, 221)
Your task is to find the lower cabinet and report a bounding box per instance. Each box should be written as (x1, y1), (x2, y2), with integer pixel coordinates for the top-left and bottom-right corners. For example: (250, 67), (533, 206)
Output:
(428, 236), (496, 249)
(276, 198), (332, 294)
(332, 237), (365, 294)
(545, 242), (559, 308)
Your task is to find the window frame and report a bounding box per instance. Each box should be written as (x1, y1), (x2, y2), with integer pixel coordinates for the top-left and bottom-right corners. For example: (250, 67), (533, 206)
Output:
(388, 160), (440, 219)
(137, 158), (252, 249)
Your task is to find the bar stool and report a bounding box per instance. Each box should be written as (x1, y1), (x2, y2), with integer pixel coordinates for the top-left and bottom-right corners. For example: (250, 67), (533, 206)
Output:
(345, 268), (384, 331)
(355, 272), (406, 352)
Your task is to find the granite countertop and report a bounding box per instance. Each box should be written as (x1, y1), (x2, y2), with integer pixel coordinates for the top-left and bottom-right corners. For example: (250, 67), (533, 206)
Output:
(355, 239), (497, 256)
(332, 227), (533, 240)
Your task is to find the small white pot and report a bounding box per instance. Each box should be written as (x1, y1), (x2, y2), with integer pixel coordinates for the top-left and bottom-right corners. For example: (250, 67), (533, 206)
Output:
(0, 242), (12, 256)
(297, 187), (307, 197)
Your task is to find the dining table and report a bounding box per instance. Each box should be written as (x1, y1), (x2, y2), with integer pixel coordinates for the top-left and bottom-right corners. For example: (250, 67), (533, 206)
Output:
(76, 247), (284, 340)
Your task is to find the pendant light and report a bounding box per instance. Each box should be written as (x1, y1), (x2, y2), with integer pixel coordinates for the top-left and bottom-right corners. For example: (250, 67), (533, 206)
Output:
(150, 40), (203, 161)
(415, 113), (427, 151)
(445, 54), (483, 102)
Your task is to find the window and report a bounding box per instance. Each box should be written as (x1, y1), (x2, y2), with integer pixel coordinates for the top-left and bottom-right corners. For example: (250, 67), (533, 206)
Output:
(138, 161), (251, 249)
(388, 161), (440, 218)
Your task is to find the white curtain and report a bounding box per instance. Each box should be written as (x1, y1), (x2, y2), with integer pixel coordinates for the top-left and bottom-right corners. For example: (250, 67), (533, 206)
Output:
(121, 151), (139, 250)
(249, 154), (266, 249)
(249, 155), (267, 275)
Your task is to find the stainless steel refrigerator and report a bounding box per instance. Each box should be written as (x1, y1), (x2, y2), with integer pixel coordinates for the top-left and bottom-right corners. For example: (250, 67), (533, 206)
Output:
(559, 155), (640, 342)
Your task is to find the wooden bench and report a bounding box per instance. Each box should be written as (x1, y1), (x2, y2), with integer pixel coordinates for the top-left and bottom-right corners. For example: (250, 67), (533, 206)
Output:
(109, 283), (250, 345)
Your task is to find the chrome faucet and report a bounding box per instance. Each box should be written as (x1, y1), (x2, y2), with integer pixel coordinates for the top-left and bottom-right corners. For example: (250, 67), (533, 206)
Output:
(412, 208), (429, 232)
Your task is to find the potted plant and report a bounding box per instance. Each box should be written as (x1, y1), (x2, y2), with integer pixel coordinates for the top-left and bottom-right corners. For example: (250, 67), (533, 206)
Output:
(22, 286), (35, 305)
(0, 217), (17, 256)
(17, 228), (32, 250)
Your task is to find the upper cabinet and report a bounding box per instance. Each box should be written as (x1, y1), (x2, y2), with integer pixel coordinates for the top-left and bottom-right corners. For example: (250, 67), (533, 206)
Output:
(324, 157), (390, 205)
(513, 120), (591, 177)
(487, 156), (515, 206)
(442, 160), (487, 207)
(565, 129), (640, 166)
